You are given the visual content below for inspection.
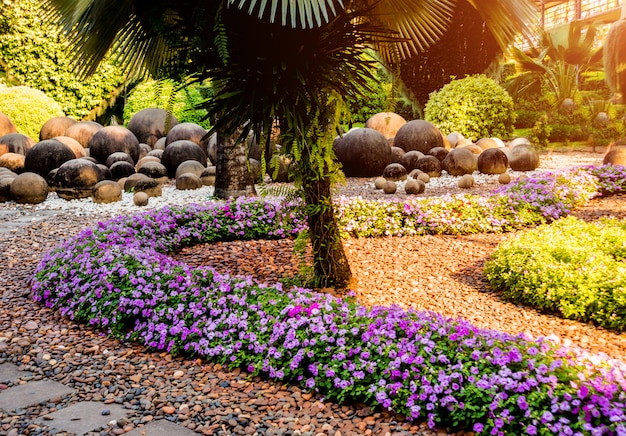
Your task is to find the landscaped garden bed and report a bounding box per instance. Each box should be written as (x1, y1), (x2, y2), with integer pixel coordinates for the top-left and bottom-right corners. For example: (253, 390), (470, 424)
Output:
(30, 163), (626, 435)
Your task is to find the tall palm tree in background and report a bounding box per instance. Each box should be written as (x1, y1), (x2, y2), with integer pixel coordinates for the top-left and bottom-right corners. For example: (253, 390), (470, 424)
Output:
(42, 0), (537, 288)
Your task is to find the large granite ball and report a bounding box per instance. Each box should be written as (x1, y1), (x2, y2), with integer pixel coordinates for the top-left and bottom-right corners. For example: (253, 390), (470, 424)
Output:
(161, 140), (207, 178)
(0, 153), (25, 172)
(10, 172), (49, 204)
(127, 108), (178, 147)
(442, 148), (477, 176)
(364, 112), (407, 139)
(40, 116), (77, 141)
(477, 147), (509, 174)
(89, 126), (140, 165)
(0, 133), (35, 155)
(24, 139), (75, 177)
(393, 120), (444, 154)
(64, 121), (103, 148)
(51, 159), (104, 200)
(92, 180), (123, 204)
(333, 128), (392, 177)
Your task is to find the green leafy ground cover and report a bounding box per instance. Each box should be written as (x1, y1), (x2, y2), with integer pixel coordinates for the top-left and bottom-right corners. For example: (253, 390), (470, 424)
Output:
(31, 165), (626, 435)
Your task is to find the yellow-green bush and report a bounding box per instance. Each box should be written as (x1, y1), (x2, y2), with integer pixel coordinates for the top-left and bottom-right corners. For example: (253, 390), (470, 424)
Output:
(0, 85), (64, 139)
(424, 75), (515, 142)
(484, 216), (626, 331)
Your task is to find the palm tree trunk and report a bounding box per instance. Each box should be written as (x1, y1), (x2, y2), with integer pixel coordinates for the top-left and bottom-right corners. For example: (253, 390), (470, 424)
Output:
(214, 129), (257, 199)
(299, 155), (353, 289)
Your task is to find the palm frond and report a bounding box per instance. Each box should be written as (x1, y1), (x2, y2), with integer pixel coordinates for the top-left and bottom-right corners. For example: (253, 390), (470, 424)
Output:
(231, 0), (339, 28)
(465, 0), (539, 51)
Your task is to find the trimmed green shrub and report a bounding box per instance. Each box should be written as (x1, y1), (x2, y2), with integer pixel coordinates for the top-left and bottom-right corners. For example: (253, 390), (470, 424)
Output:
(484, 216), (626, 331)
(424, 75), (515, 142)
(514, 109), (544, 129)
(0, 85), (64, 138)
(0, 0), (126, 120)
(123, 79), (212, 129)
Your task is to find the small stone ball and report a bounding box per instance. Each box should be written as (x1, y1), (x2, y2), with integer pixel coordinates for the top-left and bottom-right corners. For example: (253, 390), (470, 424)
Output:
(458, 174), (475, 189)
(200, 166), (216, 186)
(133, 191), (149, 206)
(10, 172), (49, 204)
(405, 179), (425, 195)
(92, 180), (123, 204)
(175, 160), (206, 179)
(382, 163), (407, 181)
(374, 177), (386, 189)
(498, 173), (511, 184)
(382, 180), (397, 194)
(176, 173), (203, 190)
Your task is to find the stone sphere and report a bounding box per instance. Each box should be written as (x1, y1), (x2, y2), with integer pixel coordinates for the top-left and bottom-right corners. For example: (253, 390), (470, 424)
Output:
(40, 116), (77, 141)
(133, 191), (149, 206)
(127, 108), (179, 147)
(603, 147), (626, 166)
(405, 179), (426, 195)
(53, 136), (86, 158)
(390, 146), (405, 163)
(509, 144), (540, 171)
(393, 120), (443, 154)
(24, 139), (75, 177)
(382, 180), (397, 194)
(165, 122), (209, 152)
(374, 176), (386, 189)
(89, 126), (140, 165)
(508, 137), (531, 148)
(442, 148), (477, 176)
(364, 112), (407, 139)
(399, 150), (424, 172)
(461, 144), (483, 155)
(458, 174), (475, 189)
(477, 148), (509, 175)
(427, 147), (448, 162)
(92, 180), (123, 204)
(110, 161), (137, 180)
(201, 166), (217, 186)
(0, 112), (17, 136)
(382, 163), (407, 181)
(147, 149), (163, 159)
(124, 173), (162, 197)
(162, 140), (207, 178)
(476, 137), (499, 151)
(176, 173), (203, 190)
(96, 164), (112, 180)
(51, 159), (104, 199)
(64, 121), (103, 148)
(0, 153), (25, 172)
(106, 152), (134, 167)
(0, 133), (35, 155)
(138, 161), (168, 180)
(414, 156), (442, 177)
(10, 172), (49, 204)
(139, 143), (151, 159)
(446, 132), (464, 148)
(136, 156), (161, 171)
(498, 173), (512, 184)
(333, 128), (392, 177)
(0, 178), (13, 202)
(175, 160), (206, 179)
(154, 137), (167, 150)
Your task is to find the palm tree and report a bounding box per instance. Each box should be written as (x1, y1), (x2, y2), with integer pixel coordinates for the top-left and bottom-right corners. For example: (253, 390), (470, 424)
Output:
(42, 0), (537, 289)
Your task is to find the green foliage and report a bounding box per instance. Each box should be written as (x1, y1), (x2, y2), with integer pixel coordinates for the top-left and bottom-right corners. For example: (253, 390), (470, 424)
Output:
(0, 0), (127, 120)
(123, 79), (212, 129)
(0, 85), (64, 138)
(484, 216), (626, 331)
(514, 109), (543, 129)
(424, 75), (515, 141)
(343, 67), (395, 125)
(530, 114), (551, 149)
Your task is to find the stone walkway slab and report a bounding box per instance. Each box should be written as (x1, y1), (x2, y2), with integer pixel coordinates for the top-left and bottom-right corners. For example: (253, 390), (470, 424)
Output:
(124, 419), (200, 436)
(0, 380), (75, 411)
(36, 401), (127, 435)
(0, 362), (25, 383)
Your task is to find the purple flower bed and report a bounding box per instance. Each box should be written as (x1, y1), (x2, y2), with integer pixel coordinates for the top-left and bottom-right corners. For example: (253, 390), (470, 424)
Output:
(32, 166), (626, 435)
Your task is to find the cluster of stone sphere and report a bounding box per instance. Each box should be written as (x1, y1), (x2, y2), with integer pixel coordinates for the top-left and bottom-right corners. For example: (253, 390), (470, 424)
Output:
(0, 108), (247, 205)
(333, 112), (542, 195)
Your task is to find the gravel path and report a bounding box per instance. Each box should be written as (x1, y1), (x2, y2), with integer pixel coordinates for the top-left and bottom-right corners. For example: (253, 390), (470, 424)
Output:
(1, 150), (624, 435)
